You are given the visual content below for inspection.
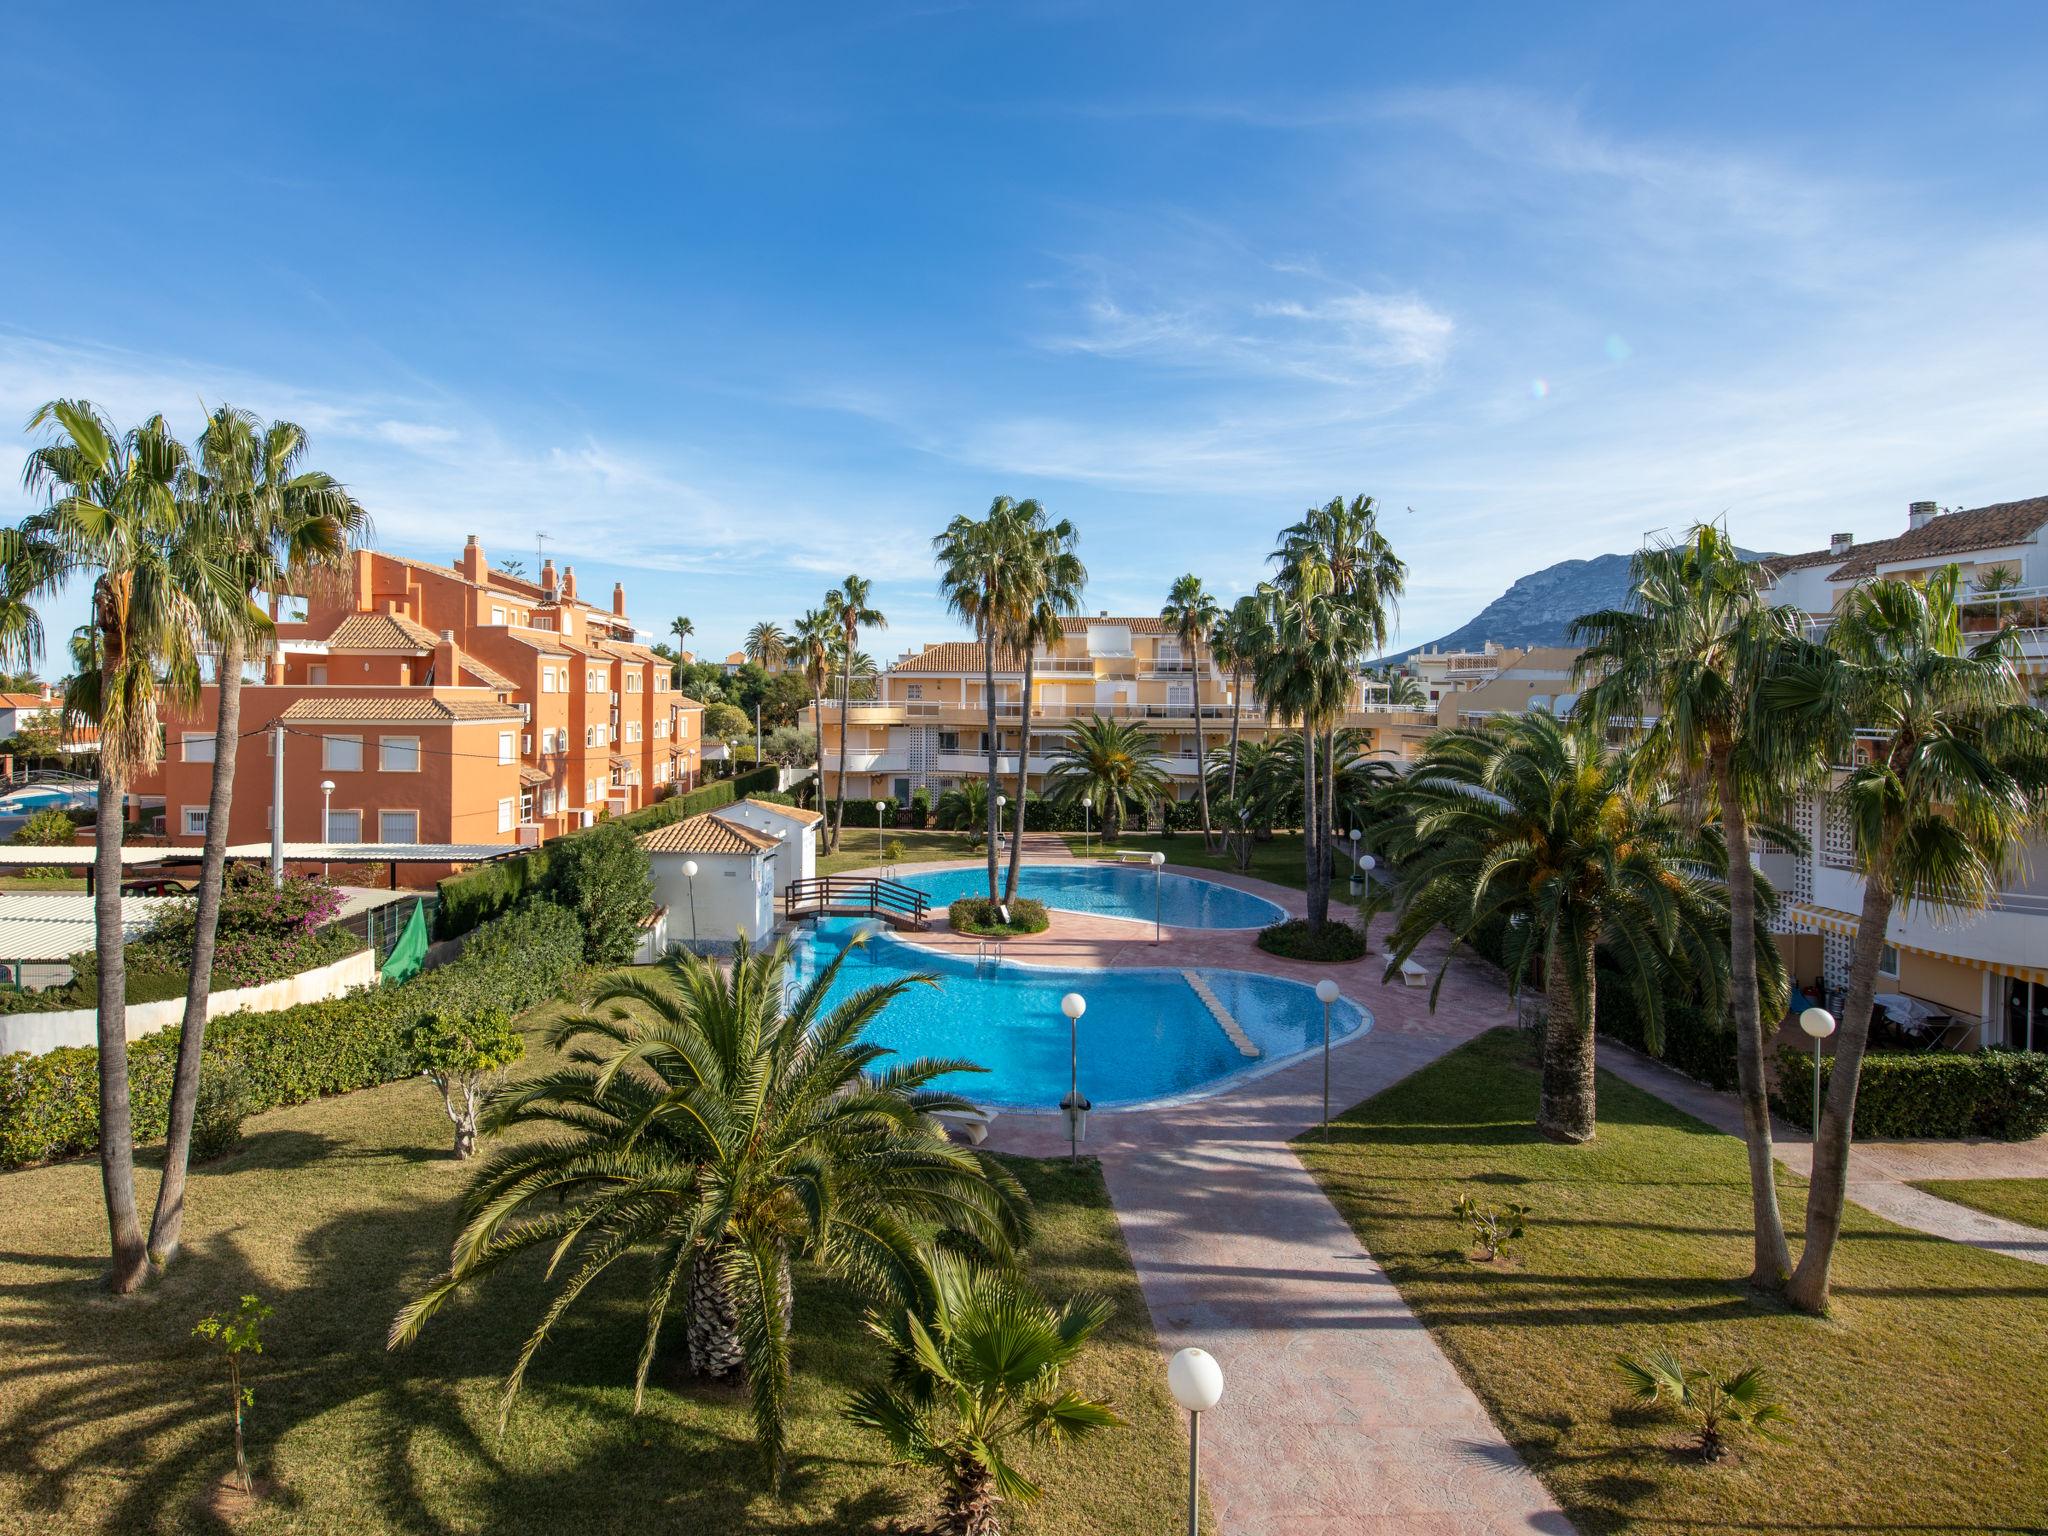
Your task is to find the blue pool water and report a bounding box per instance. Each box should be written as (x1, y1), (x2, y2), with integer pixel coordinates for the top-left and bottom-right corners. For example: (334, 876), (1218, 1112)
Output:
(788, 918), (1369, 1108)
(900, 863), (1285, 930)
(0, 785), (95, 814)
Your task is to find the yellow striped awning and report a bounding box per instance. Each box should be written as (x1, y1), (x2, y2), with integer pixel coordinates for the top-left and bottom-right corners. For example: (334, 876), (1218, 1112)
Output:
(1785, 902), (2048, 986)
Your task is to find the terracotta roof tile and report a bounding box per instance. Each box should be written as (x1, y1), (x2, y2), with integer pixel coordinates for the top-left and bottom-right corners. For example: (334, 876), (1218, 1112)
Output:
(889, 641), (1028, 675)
(277, 695), (525, 725)
(459, 652), (518, 691)
(518, 764), (552, 787)
(1829, 496), (2048, 580)
(640, 813), (779, 856)
(325, 612), (441, 651)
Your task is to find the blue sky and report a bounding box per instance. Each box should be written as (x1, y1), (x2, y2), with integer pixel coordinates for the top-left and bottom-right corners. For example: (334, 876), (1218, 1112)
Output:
(6, 2), (2047, 666)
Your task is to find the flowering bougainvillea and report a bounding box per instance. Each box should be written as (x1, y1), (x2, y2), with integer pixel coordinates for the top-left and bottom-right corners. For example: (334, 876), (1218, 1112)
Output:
(135, 867), (355, 989)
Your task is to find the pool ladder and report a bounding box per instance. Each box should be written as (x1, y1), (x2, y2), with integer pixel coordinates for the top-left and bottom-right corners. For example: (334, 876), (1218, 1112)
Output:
(974, 937), (1007, 971)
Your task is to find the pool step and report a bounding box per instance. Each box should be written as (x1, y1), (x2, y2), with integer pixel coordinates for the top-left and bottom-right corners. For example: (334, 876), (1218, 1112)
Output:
(1181, 971), (1260, 1058)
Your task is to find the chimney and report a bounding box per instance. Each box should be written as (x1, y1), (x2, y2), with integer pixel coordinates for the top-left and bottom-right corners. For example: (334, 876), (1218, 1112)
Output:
(612, 580), (627, 617)
(1829, 532), (1854, 555)
(460, 534), (487, 583)
(561, 564), (577, 601)
(433, 629), (458, 688)
(1908, 500), (1941, 531)
(540, 556), (557, 596)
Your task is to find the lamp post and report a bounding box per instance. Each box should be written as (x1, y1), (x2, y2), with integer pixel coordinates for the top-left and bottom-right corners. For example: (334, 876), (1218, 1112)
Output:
(1150, 849), (1166, 942)
(1082, 795), (1092, 861)
(996, 791), (1007, 856)
(683, 858), (699, 949)
(320, 778), (336, 880)
(1348, 827), (1363, 894)
(1799, 1006), (1836, 1139)
(1357, 853), (1376, 950)
(1316, 978), (1340, 1136)
(874, 798), (889, 861)
(1060, 991), (1089, 1164)
(1168, 1347), (1224, 1536)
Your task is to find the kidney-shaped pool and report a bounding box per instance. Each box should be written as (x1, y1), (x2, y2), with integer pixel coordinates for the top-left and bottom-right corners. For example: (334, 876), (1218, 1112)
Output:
(899, 862), (1285, 930)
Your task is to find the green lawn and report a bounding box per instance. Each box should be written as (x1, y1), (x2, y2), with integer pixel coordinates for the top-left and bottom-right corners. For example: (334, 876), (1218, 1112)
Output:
(1296, 1028), (2048, 1536)
(1909, 1177), (2048, 1232)
(0, 876), (87, 892)
(1061, 830), (1371, 906)
(815, 826), (987, 877)
(0, 1035), (1193, 1533)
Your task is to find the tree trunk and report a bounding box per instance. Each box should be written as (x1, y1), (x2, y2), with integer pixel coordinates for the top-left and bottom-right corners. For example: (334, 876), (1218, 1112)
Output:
(829, 644), (852, 851)
(150, 627), (246, 1267)
(1003, 648), (1033, 903)
(1225, 666), (1243, 804)
(811, 690), (825, 810)
(1323, 726), (1338, 888)
(1711, 747), (1792, 1289)
(980, 634), (1000, 899)
(94, 752), (149, 1294)
(1301, 721), (1326, 926)
(687, 1243), (749, 1378)
(1191, 643), (1213, 853)
(940, 1459), (1004, 1536)
(1538, 935), (1597, 1143)
(1786, 851), (1898, 1314)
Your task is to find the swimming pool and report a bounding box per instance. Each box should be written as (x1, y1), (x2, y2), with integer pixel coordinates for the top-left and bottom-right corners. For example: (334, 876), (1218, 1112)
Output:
(900, 863), (1285, 930)
(0, 785), (95, 814)
(788, 918), (1369, 1109)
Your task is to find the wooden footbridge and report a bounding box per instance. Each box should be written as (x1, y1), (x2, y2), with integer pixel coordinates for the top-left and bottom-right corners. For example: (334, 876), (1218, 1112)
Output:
(783, 875), (931, 929)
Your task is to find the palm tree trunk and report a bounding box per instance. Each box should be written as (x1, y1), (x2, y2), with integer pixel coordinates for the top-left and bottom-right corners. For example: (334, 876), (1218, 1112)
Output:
(983, 635), (1000, 900)
(1538, 935), (1598, 1143)
(1301, 721), (1326, 926)
(1226, 666), (1243, 804)
(1191, 646), (1213, 852)
(829, 646), (852, 851)
(811, 689), (825, 810)
(149, 627), (246, 1266)
(1323, 726), (1337, 886)
(1003, 649), (1033, 903)
(93, 752), (148, 1294)
(1786, 850), (1898, 1314)
(686, 1241), (749, 1377)
(941, 1460), (1003, 1536)
(1712, 748), (1792, 1289)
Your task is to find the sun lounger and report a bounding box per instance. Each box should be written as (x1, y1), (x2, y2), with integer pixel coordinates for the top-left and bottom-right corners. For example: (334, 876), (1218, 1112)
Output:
(1399, 959), (1429, 988)
(933, 1108), (997, 1145)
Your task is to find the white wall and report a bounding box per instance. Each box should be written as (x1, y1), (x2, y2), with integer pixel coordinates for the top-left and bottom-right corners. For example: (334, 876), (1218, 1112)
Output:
(711, 802), (817, 898)
(650, 848), (774, 947)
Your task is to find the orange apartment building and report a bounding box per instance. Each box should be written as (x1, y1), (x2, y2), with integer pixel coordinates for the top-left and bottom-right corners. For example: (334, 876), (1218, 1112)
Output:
(154, 536), (703, 879)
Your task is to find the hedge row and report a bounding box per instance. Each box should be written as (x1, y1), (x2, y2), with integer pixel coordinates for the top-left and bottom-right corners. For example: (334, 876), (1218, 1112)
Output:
(435, 766), (779, 939)
(1774, 1047), (2048, 1140)
(0, 902), (585, 1167)
(1593, 971), (1741, 1092)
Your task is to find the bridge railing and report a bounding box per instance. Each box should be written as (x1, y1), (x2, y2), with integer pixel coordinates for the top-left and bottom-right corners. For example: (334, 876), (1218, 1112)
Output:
(784, 875), (930, 925)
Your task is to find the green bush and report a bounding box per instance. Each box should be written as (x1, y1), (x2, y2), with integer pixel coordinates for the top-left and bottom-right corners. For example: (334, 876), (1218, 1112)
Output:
(947, 896), (1050, 936)
(1595, 971), (1739, 1092)
(543, 819), (653, 964)
(909, 787), (932, 827)
(190, 1055), (252, 1162)
(0, 901), (584, 1167)
(0, 954), (191, 1013)
(1256, 918), (1366, 962)
(1774, 1047), (2048, 1140)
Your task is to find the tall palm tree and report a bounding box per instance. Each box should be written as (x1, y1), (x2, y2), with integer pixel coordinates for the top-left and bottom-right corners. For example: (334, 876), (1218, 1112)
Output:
(1210, 594), (1274, 806)
(13, 400), (231, 1293)
(743, 620), (789, 671)
(792, 608), (835, 806)
(846, 1249), (1122, 1536)
(1252, 575), (1356, 926)
(1044, 715), (1169, 839)
(1003, 507), (1085, 903)
(935, 499), (1034, 899)
(824, 576), (886, 852)
(1572, 524), (1812, 1290)
(1380, 713), (1743, 1142)
(1161, 575), (1223, 853)
(148, 409), (368, 1269)
(1768, 568), (2048, 1312)
(669, 614), (694, 656)
(391, 936), (1028, 1487)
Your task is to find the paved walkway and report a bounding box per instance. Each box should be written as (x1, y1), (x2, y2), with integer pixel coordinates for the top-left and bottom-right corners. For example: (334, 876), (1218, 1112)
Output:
(1599, 1044), (2048, 1267)
(854, 857), (1573, 1535)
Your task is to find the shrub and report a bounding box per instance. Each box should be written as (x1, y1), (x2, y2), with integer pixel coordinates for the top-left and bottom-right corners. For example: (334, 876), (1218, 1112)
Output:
(909, 787), (932, 828)
(1614, 1352), (1790, 1460)
(1256, 918), (1366, 962)
(133, 867), (355, 990)
(1453, 1190), (1531, 1262)
(0, 901), (583, 1168)
(542, 819), (653, 964)
(11, 806), (78, 847)
(883, 838), (906, 864)
(1595, 974), (1738, 1092)
(947, 896), (1050, 936)
(1773, 1047), (2048, 1139)
(191, 1056), (253, 1162)
(0, 952), (191, 1014)
(406, 1006), (525, 1158)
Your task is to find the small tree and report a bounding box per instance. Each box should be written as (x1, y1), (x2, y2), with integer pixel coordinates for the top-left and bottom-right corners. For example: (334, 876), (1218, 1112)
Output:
(1615, 1351), (1789, 1460)
(704, 700), (752, 743)
(408, 1008), (525, 1157)
(11, 804), (78, 880)
(543, 819), (653, 963)
(194, 1294), (272, 1494)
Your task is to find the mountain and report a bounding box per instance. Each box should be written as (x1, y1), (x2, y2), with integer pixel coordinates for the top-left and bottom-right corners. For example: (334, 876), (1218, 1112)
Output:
(1388, 548), (1774, 662)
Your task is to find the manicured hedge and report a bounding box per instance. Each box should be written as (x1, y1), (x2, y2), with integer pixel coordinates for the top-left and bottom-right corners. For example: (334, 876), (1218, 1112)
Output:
(435, 766), (778, 939)
(0, 901), (584, 1167)
(948, 896), (1050, 936)
(1774, 1047), (2048, 1140)
(1256, 918), (1366, 962)
(1595, 972), (1740, 1092)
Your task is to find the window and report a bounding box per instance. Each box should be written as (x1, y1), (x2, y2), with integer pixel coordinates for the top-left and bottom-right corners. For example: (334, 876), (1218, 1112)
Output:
(654, 673), (666, 692)
(626, 674), (640, 693)
(307, 664), (329, 686)
(588, 668), (605, 693)
(653, 718), (666, 738)
(1879, 944), (1901, 978)
(497, 798), (514, 833)
(938, 730), (960, 752)
(541, 788), (556, 814)
(522, 733), (533, 754)
(326, 808), (362, 843)
(323, 734), (364, 772)
(379, 736), (420, 772)
(490, 605), (506, 625)
(625, 722), (640, 743)
(541, 669), (555, 694)
(906, 684), (923, 700)
(378, 809), (419, 844)
(180, 732), (216, 763)
(182, 806), (208, 836)
(498, 731), (514, 765)
(585, 725), (599, 748)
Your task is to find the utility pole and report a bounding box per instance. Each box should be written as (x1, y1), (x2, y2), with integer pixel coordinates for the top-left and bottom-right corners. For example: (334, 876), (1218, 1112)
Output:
(270, 722), (285, 887)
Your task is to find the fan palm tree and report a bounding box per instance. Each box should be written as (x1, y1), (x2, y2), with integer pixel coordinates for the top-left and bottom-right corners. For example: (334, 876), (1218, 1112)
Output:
(1002, 507), (1085, 903)
(1572, 523), (1814, 1290)
(1368, 667), (1426, 709)
(1380, 713), (1742, 1142)
(1210, 593), (1274, 805)
(1044, 715), (1168, 839)
(845, 1249), (1123, 1536)
(1767, 567), (2048, 1312)
(824, 576), (886, 852)
(390, 936), (1028, 1487)
(935, 499), (1035, 899)
(148, 408), (368, 1269)
(1161, 575), (1223, 852)
(744, 620), (789, 671)
(669, 614), (695, 655)
(11, 400), (234, 1292)
(935, 776), (993, 844)
(792, 608), (836, 805)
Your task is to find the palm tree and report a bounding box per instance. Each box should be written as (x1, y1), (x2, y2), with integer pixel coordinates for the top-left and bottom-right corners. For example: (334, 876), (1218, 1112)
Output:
(1368, 667), (1426, 709)
(391, 936), (1027, 1486)
(743, 620), (789, 671)
(12, 400), (230, 1293)
(1767, 568), (2048, 1312)
(1044, 715), (1168, 839)
(935, 776), (992, 844)
(935, 499), (1034, 899)
(1161, 575), (1223, 853)
(148, 409), (368, 1269)
(1252, 575), (1356, 926)
(824, 576), (886, 852)
(1210, 594), (1274, 806)
(1571, 524), (1813, 1289)
(792, 608), (835, 806)
(846, 1250), (1122, 1536)
(1380, 713), (1741, 1142)
(1003, 507), (1085, 903)
(669, 614), (694, 656)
